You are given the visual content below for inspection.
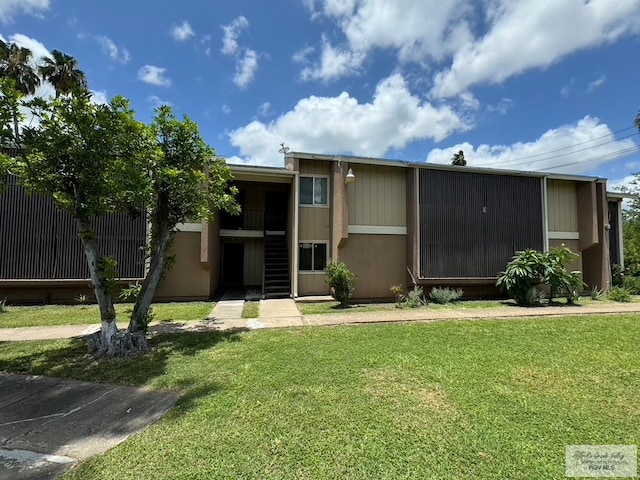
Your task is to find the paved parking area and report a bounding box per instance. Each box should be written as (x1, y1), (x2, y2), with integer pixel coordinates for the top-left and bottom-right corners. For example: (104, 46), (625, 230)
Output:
(0, 373), (178, 480)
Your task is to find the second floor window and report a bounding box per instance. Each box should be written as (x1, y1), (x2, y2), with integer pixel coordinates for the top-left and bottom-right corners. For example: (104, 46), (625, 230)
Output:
(300, 176), (328, 206)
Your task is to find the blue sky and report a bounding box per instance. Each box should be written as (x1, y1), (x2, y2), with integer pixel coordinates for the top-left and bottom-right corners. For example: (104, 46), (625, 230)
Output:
(2, 0), (640, 188)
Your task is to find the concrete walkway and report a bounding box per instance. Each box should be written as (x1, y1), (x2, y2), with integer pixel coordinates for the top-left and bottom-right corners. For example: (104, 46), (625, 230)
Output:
(2, 300), (640, 341)
(0, 372), (178, 480)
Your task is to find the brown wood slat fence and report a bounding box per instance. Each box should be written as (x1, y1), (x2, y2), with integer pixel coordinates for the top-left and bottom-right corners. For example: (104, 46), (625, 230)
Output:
(1, 175), (146, 279)
(419, 169), (544, 279)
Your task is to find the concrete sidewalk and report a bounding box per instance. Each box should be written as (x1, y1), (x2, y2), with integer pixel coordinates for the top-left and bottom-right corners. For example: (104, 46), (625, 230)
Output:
(0, 372), (178, 480)
(2, 301), (640, 341)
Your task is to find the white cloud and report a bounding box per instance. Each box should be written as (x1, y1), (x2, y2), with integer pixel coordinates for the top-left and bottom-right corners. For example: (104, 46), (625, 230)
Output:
(6, 33), (50, 61)
(292, 45), (315, 64)
(300, 35), (365, 81)
(0, 0), (49, 23)
(229, 73), (469, 166)
(222, 104), (231, 114)
(587, 74), (607, 93)
(137, 65), (171, 87)
(221, 16), (259, 88)
(432, 0), (640, 98)
(221, 16), (249, 55)
(171, 20), (195, 42)
(233, 49), (258, 89)
(90, 90), (108, 105)
(302, 0), (640, 94)
(147, 95), (172, 108)
(426, 117), (638, 174)
(257, 102), (271, 117)
(94, 35), (130, 64)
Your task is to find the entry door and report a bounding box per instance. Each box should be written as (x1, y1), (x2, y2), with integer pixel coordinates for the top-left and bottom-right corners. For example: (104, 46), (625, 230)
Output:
(222, 243), (244, 286)
(264, 191), (289, 231)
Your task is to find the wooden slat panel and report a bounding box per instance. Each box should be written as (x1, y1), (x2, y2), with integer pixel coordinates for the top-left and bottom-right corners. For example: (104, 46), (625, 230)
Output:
(347, 164), (406, 226)
(548, 179), (578, 232)
(419, 169), (543, 278)
(1, 175), (146, 279)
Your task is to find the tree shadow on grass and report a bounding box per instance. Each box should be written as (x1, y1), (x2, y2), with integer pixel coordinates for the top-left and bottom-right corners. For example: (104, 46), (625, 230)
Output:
(0, 328), (247, 411)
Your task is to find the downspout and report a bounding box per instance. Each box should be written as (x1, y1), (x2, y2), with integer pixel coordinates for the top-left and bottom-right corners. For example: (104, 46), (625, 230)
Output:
(292, 172), (299, 297)
(542, 176), (549, 251)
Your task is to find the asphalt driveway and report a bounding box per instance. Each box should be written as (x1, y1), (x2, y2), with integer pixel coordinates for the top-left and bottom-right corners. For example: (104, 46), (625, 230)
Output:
(0, 373), (178, 480)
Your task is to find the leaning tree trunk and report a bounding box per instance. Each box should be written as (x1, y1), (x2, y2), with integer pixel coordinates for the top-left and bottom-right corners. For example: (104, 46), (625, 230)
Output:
(76, 218), (118, 355)
(129, 222), (173, 335)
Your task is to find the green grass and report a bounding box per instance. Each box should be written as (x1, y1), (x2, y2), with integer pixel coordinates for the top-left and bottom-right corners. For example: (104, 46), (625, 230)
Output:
(241, 301), (259, 318)
(298, 296), (633, 315)
(0, 302), (213, 328)
(0, 315), (638, 479)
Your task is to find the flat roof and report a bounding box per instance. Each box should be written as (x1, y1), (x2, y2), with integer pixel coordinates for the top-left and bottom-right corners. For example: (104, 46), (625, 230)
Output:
(285, 151), (606, 183)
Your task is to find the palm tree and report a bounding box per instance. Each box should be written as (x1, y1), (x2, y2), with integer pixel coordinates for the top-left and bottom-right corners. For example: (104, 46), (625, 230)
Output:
(0, 40), (40, 95)
(0, 39), (40, 141)
(38, 50), (87, 98)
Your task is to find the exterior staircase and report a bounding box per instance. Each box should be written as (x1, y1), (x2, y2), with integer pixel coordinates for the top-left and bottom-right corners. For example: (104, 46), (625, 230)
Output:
(263, 233), (290, 298)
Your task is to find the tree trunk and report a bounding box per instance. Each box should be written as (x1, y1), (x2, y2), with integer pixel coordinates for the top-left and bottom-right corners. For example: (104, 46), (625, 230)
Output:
(76, 217), (118, 355)
(129, 223), (173, 333)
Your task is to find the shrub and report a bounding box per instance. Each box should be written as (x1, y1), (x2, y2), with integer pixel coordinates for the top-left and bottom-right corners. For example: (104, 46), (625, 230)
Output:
(406, 286), (425, 308)
(119, 281), (142, 301)
(497, 246), (586, 306)
(622, 275), (640, 295)
(429, 287), (463, 304)
(390, 284), (405, 308)
(496, 249), (546, 305)
(590, 287), (604, 300)
(525, 287), (545, 306)
(0, 298), (7, 313)
(611, 264), (625, 287)
(608, 286), (631, 303)
(543, 246), (583, 302)
(325, 261), (357, 307)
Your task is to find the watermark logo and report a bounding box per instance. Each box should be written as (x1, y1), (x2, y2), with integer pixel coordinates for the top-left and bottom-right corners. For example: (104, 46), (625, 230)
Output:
(566, 445), (637, 478)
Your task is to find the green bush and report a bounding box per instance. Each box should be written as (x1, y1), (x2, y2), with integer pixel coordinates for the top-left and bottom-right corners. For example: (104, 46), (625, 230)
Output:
(406, 286), (425, 308)
(429, 287), (463, 304)
(497, 246), (586, 306)
(325, 261), (357, 307)
(608, 286), (631, 303)
(496, 249), (546, 305)
(0, 298), (7, 314)
(622, 275), (640, 295)
(119, 281), (142, 301)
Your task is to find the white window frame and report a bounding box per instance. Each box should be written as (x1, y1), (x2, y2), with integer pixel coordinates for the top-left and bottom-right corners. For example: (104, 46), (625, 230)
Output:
(299, 175), (329, 208)
(298, 241), (329, 273)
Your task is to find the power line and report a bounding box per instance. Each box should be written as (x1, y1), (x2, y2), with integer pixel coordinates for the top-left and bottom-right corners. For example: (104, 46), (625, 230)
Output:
(488, 131), (640, 169)
(544, 145), (640, 171)
(480, 125), (639, 167)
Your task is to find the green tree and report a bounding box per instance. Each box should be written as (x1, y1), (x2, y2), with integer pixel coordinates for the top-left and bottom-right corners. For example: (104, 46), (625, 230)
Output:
(451, 150), (466, 166)
(38, 50), (87, 98)
(0, 40), (40, 139)
(17, 92), (155, 355)
(128, 105), (239, 332)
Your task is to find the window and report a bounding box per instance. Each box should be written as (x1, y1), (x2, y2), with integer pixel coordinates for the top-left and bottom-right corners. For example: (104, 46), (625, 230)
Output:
(300, 176), (328, 206)
(299, 242), (327, 271)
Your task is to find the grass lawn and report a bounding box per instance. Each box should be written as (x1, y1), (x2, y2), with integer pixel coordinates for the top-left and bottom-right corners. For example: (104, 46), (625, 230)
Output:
(297, 297), (617, 315)
(0, 315), (638, 479)
(0, 302), (213, 328)
(241, 301), (260, 318)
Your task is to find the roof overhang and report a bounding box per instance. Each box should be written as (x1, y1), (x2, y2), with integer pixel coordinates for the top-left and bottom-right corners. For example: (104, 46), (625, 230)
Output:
(285, 151), (605, 183)
(228, 163), (295, 184)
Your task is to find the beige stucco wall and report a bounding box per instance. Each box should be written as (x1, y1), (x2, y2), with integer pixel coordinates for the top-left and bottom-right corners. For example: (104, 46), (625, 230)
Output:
(549, 239), (583, 273)
(299, 159), (331, 176)
(298, 273), (330, 295)
(243, 238), (263, 286)
(339, 234), (406, 299)
(155, 231), (210, 299)
(547, 180), (578, 232)
(300, 207), (330, 241)
(347, 164), (406, 226)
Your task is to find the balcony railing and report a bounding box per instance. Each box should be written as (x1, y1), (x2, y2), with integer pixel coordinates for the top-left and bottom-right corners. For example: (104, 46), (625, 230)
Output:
(220, 209), (264, 230)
